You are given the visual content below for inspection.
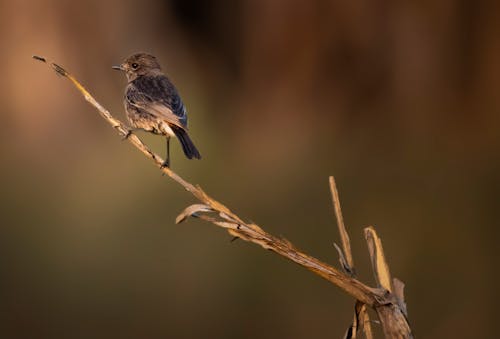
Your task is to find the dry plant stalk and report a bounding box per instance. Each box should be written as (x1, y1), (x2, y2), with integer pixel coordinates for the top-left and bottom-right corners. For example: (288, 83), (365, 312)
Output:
(34, 56), (412, 338)
(330, 176), (355, 274)
(330, 177), (373, 339)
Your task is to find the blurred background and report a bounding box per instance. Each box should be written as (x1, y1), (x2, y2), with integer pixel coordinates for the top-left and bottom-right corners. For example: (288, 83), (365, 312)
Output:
(1, 0), (499, 338)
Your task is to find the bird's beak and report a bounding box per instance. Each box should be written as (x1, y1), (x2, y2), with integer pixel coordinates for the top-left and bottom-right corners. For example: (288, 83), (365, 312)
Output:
(112, 65), (124, 71)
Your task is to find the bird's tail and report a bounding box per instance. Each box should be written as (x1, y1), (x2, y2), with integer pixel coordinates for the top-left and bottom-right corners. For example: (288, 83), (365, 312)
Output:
(172, 126), (201, 160)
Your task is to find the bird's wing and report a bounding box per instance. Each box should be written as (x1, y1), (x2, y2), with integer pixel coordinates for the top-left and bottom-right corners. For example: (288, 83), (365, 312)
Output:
(126, 85), (186, 130)
(132, 100), (185, 130)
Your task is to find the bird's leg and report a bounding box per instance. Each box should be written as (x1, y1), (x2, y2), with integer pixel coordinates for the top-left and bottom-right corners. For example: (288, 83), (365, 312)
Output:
(161, 137), (170, 168)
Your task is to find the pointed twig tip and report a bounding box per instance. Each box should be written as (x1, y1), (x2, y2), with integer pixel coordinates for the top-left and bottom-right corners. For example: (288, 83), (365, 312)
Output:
(51, 63), (68, 77)
(32, 55), (46, 62)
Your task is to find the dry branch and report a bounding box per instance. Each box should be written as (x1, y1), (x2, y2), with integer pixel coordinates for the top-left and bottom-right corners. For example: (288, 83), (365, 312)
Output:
(34, 56), (412, 338)
(330, 177), (373, 339)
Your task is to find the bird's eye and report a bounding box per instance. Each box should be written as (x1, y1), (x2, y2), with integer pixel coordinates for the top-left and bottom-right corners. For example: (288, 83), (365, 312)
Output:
(131, 63), (139, 69)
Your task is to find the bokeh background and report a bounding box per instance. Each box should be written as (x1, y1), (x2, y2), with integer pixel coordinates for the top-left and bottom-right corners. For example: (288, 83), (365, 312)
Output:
(1, 0), (499, 338)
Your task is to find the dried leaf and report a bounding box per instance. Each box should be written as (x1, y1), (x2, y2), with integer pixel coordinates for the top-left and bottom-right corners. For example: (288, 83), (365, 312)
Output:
(194, 185), (245, 224)
(175, 204), (213, 224)
(213, 221), (239, 229)
(195, 214), (240, 231)
(219, 211), (240, 223)
(247, 223), (265, 233)
(228, 228), (251, 242)
(364, 226), (392, 292)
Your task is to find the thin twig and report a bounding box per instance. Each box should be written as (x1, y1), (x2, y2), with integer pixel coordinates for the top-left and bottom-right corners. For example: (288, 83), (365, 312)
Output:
(329, 176), (355, 275)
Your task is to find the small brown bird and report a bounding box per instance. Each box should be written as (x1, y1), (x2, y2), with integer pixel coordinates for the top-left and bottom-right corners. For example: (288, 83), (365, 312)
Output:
(113, 53), (201, 167)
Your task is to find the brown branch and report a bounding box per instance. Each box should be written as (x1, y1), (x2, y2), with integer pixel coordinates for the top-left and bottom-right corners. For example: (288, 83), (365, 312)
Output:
(34, 56), (412, 338)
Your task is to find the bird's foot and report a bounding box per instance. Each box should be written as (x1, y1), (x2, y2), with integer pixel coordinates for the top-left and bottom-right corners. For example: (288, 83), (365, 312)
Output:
(121, 128), (132, 140)
(121, 128), (142, 140)
(160, 159), (170, 169)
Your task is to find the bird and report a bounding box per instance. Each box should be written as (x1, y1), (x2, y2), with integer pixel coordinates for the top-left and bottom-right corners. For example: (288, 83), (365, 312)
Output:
(113, 52), (201, 168)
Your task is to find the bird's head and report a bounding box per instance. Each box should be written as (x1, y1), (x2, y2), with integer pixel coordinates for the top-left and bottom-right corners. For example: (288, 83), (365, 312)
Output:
(113, 53), (162, 81)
